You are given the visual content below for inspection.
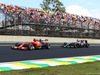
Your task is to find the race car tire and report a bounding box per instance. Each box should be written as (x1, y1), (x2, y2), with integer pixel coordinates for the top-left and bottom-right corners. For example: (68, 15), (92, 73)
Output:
(34, 44), (38, 49)
(74, 44), (77, 48)
(27, 44), (33, 50)
(85, 44), (89, 48)
(76, 44), (80, 48)
(45, 44), (50, 49)
(63, 42), (67, 48)
(63, 45), (67, 48)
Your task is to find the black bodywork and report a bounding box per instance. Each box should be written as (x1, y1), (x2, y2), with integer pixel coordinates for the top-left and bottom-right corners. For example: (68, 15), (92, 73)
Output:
(61, 40), (89, 48)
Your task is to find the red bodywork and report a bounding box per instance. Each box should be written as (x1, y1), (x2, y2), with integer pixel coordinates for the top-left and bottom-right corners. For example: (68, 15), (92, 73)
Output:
(11, 39), (48, 50)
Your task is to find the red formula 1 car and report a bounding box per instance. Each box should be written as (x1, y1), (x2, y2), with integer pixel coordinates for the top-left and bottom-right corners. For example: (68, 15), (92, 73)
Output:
(11, 39), (50, 50)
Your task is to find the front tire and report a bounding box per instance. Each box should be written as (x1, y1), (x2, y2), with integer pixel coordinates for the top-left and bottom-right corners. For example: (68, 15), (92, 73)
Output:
(63, 45), (67, 48)
(27, 44), (33, 50)
(63, 43), (67, 48)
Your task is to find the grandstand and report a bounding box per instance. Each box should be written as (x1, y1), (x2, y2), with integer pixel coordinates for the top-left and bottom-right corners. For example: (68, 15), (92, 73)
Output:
(0, 3), (100, 38)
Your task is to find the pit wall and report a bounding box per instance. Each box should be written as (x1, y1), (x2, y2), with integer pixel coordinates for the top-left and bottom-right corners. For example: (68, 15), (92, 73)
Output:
(0, 35), (100, 43)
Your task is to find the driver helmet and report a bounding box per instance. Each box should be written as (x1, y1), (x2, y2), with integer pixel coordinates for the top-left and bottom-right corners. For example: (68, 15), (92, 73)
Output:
(33, 38), (36, 41)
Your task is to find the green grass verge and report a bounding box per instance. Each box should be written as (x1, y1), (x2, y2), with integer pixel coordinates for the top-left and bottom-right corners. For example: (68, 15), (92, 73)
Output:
(0, 61), (100, 75)
(0, 44), (15, 46)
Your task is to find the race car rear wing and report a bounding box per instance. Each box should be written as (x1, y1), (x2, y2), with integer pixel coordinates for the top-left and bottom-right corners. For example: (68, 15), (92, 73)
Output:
(41, 39), (48, 41)
(33, 38), (48, 41)
(77, 40), (88, 43)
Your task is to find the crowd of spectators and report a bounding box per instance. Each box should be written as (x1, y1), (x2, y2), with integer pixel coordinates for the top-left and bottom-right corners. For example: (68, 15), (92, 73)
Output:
(0, 3), (100, 30)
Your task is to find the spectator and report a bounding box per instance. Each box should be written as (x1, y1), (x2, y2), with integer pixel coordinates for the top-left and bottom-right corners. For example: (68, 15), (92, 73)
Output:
(0, 3), (100, 30)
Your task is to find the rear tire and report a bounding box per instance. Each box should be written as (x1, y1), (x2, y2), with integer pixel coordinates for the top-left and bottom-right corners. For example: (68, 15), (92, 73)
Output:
(74, 45), (77, 48)
(76, 44), (80, 48)
(85, 44), (89, 48)
(46, 44), (50, 49)
(34, 44), (38, 49)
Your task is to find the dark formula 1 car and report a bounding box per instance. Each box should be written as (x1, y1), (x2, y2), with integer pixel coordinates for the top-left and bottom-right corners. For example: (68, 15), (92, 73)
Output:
(61, 40), (89, 48)
(11, 39), (50, 50)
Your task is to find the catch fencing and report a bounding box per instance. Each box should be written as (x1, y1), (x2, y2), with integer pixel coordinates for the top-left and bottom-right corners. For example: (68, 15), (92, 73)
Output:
(0, 8), (100, 39)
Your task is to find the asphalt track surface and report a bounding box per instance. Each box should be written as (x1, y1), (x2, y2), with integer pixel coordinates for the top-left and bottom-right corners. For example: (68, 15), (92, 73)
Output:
(0, 46), (100, 63)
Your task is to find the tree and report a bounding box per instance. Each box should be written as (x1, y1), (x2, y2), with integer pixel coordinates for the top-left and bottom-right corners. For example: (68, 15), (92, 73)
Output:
(40, 0), (66, 13)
